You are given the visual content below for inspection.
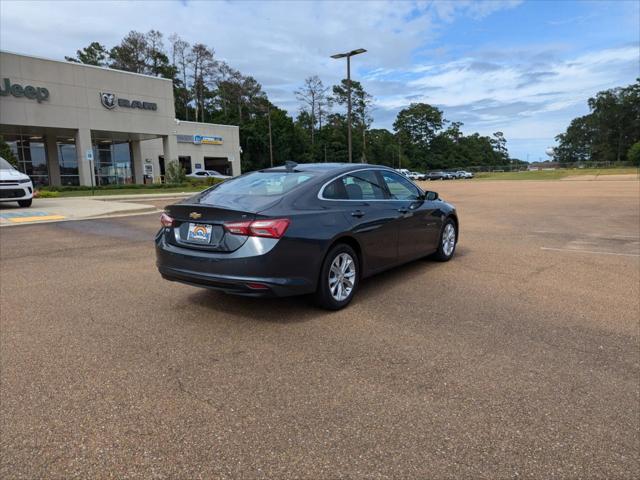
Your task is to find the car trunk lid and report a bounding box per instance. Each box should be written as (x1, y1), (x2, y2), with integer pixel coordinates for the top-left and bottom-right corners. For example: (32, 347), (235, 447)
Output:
(165, 194), (283, 253)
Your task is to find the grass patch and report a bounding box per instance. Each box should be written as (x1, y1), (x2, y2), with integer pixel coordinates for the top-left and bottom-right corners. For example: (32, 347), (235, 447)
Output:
(475, 167), (639, 180)
(38, 179), (222, 197)
(49, 185), (207, 198)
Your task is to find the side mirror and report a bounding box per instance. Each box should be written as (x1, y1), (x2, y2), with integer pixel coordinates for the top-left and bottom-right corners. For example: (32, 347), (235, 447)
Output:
(425, 191), (439, 201)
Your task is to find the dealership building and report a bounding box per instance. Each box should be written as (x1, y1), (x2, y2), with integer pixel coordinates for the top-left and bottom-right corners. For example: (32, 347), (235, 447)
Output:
(0, 51), (241, 187)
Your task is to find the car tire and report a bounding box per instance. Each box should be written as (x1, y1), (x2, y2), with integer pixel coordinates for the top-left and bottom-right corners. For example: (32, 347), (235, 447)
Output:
(314, 243), (359, 310)
(18, 199), (32, 208)
(432, 218), (457, 262)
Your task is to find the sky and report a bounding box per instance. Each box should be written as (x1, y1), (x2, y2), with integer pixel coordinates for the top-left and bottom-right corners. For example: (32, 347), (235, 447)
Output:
(0, 0), (638, 162)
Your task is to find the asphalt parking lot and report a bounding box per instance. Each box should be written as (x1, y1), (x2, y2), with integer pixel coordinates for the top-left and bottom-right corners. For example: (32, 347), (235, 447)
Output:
(1, 179), (638, 479)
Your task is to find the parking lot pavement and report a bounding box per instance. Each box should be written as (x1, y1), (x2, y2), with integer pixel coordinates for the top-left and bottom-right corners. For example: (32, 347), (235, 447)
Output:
(0, 195), (171, 226)
(1, 180), (638, 479)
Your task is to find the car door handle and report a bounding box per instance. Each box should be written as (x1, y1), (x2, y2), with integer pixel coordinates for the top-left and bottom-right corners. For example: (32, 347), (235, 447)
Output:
(397, 207), (409, 214)
(351, 210), (365, 218)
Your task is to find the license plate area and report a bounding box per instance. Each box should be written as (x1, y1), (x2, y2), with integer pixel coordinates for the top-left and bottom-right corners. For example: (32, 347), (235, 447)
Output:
(186, 223), (213, 244)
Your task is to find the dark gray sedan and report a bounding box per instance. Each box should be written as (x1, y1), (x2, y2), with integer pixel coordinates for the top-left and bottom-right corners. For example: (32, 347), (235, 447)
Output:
(156, 163), (458, 310)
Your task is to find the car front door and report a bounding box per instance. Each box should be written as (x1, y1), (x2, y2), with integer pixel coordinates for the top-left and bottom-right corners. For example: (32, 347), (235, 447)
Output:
(380, 170), (441, 262)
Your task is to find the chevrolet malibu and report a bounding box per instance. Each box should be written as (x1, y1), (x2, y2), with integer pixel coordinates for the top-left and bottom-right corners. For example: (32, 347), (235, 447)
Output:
(156, 163), (458, 310)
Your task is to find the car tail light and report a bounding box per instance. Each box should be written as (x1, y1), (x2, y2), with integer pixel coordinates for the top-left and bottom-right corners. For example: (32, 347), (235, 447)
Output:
(224, 220), (252, 235)
(224, 218), (290, 239)
(160, 212), (175, 227)
(245, 282), (269, 290)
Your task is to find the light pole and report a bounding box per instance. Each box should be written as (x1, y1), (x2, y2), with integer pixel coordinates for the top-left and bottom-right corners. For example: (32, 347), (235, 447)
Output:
(331, 48), (366, 163)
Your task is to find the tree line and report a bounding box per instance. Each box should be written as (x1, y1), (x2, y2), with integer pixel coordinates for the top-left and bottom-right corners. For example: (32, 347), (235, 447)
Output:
(66, 30), (518, 172)
(554, 79), (640, 166)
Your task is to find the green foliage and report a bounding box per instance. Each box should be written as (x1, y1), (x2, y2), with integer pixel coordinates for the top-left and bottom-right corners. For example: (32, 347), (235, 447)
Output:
(394, 103), (445, 149)
(65, 42), (109, 66)
(555, 79), (640, 164)
(186, 176), (224, 186)
(0, 135), (18, 167)
(35, 190), (60, 198)
(627, 141), (640, 166)
(41, 183), (192, 192)
(164, 161), (186, 184)
(67, 33), (515, 172)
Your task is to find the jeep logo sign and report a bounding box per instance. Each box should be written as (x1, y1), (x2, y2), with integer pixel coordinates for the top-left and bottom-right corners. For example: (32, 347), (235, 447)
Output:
(0, 78), (49, 103)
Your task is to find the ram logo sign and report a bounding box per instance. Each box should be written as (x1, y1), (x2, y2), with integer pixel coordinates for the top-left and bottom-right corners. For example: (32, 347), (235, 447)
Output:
(100, 92), (116, 109)
(99, 92), (158, 111)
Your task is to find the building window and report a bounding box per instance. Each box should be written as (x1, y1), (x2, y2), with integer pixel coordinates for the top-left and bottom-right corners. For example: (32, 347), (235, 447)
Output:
(92, 139), (132, 186)
(203, 157), (230, 175)
(179, 156), (192, 174)
(1, 134), (49, 187)
(57, 137), (79, 186)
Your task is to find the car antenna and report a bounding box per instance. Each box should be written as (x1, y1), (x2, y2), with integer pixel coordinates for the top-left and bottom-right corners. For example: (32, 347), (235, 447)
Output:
(285, 161), (298, 172)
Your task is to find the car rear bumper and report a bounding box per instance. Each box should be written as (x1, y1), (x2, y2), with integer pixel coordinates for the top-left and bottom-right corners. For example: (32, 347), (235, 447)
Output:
(155, 233), (318, 297)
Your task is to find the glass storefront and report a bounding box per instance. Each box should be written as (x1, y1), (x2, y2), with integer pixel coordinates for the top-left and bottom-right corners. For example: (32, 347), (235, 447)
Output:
(57, 137), (79, 186)
(92, 140), (133, 186)
(2, 134), (49, 187)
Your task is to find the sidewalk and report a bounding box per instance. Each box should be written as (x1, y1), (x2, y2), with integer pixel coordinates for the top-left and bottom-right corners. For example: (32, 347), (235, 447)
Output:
(0, 192), (191, 226)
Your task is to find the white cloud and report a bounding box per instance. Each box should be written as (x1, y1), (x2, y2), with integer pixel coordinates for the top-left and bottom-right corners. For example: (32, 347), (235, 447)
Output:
(0, 0), (636, 161)
(369, 44), (639, 153)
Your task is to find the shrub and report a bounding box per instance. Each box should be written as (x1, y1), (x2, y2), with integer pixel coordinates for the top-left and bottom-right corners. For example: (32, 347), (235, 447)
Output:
(165, 160), (186, 184)
(186, 177), (224, 187)
(34, 190), (60, 198)
(0, 135), (19, 168)
(627, 142), (640, 167)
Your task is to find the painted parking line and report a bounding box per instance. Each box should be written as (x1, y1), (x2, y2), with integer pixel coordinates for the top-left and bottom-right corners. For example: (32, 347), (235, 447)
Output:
(0, 211), (66, 224)
(8, 215), (66, 223)
(541, 247), (640, 257)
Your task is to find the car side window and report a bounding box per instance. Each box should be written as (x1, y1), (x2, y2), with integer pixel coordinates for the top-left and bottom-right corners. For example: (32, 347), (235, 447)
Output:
(196, 171), (206, 176)
(322, 170), (386, 200)
(381, 171), (421, 200)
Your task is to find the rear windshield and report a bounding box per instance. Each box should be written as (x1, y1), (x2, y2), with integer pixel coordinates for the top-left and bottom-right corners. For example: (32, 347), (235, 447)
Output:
(208, 171), (316, 196)
(198, 170), (317, 209)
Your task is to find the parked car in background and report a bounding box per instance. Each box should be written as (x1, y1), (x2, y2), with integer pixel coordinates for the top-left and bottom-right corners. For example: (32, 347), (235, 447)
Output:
(408, 171), (426, 181)
(186, 169), (231, 180)
(396, 168), (411, 178)
(0, 156), (33, 207)
(425, 171), (447, 181)
(157, 163), (458, 310)
(456, 170), (474, 178)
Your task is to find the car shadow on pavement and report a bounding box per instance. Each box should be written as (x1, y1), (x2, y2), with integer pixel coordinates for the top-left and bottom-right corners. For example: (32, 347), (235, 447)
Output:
(183, 249), (465, 323)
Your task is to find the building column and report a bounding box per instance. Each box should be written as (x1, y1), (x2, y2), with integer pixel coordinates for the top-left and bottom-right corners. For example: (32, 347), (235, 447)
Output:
(131, 140), (144, 184)
(162, 134), (178, 167)
(45, 134), (61, 186)
(75, 128), (93, 186)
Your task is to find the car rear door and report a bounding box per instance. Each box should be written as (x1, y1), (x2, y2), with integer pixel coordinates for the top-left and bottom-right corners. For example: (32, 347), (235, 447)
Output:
(379, 170), (441, 262)
(321, 169), (399, 274)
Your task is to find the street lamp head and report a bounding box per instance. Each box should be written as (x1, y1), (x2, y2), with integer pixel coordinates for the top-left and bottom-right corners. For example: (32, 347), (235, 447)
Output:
(330, 48), (367, 59)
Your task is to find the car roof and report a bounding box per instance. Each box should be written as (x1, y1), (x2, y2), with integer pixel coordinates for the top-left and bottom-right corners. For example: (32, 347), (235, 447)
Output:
(261, 163), (396, 175)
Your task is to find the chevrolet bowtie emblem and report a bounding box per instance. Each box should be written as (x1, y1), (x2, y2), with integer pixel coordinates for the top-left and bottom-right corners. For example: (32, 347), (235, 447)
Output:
(189, 212), (202, 220)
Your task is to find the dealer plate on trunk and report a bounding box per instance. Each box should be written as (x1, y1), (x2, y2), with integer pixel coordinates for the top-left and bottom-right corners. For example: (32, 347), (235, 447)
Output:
(187, 223), (213, 243)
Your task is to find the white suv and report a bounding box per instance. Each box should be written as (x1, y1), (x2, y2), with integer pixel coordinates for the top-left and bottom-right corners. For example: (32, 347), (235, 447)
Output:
(0, 156), (34, 207)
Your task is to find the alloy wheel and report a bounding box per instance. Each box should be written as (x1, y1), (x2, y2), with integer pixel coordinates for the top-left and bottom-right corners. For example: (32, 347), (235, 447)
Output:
(442, 223), (456, 256)
(328, 253), (356, 301)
